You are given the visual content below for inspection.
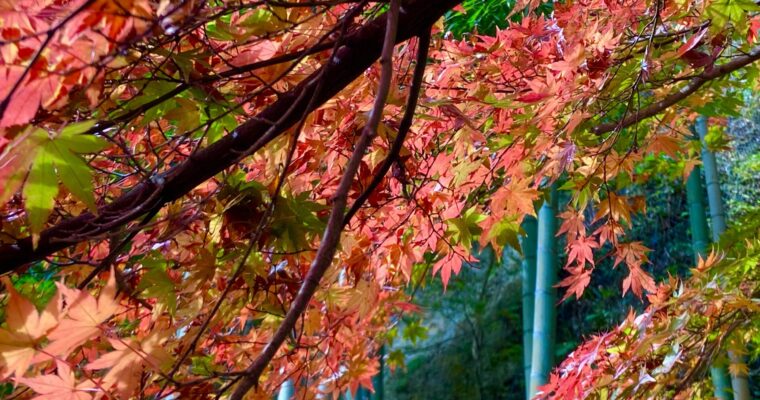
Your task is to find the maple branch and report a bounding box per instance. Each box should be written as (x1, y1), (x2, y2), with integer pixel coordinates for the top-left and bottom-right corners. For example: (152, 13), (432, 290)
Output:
(159, 6), (365, 395)
(78, 204), (162, 289)
(343, 30), (430, 225)
(592, 46), (760, 135)
(92, 41), (337, 134)
(0, 0), (464, 274)
(228, 1), (400, 398)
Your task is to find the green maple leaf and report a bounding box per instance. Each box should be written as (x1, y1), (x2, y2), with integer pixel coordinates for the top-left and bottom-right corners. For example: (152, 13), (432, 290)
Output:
(446, 207), (486, 249)
(23, 121), (108, 239)
(137, 257), (177, 316)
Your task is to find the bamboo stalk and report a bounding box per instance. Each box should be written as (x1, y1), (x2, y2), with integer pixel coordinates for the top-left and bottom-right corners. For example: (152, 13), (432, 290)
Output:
(528, 187), (558, 398)
(370, 345), (384, 400)
(277, 379), (295, 400)
(686, 165), (732, 400)
(520, 216), (538, 399)
(696, 117), (750, 400)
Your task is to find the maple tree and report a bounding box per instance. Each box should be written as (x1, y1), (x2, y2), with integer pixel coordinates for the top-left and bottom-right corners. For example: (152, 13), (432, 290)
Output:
(1, 0), (760, 398)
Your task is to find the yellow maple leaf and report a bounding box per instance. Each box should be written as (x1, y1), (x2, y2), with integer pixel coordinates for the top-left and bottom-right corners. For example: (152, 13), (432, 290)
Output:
(729, 360), (750, 377)
(0, 277), (60, 378)
(85, 331), (171, 399)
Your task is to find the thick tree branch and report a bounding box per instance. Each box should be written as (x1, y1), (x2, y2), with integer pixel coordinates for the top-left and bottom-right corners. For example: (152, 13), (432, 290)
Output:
(593, 46), (760, 135)
(0, 0), (463, 274)
(228, 1), (400, 398)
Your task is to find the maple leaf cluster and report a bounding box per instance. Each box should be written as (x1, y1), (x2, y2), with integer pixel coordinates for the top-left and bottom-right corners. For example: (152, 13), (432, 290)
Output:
(538, 238), (760, 399)
(0, 0), (758, 398)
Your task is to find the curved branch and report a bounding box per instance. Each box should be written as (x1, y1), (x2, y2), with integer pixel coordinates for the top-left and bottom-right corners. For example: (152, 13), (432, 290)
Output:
(92, 41), (338, 135)
(592, 46), (760, 135)
(343, 30), (430, 225)
(228, 1), (401, 398)
(0, 0), (464, 274)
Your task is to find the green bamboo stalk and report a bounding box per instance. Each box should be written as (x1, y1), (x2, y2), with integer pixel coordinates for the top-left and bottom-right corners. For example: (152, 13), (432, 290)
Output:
(277, 379), (294, 400)
(696, 117), (751, 400)
(696, 117), (728, 236)
(370, 345), (384, 400)
(686, 166), (732, 400)
(686, 168), (711, 260)
(520, 216), (538, 399)
(528, 186), (557, 399)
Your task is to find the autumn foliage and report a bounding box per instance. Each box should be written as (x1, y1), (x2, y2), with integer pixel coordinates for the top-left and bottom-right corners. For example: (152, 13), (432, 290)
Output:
(539, 231), (760, 399)
(1, 0), (759, 398)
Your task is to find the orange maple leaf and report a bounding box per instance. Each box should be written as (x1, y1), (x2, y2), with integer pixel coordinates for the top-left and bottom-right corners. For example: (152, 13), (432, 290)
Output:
(557, 266), (593, 301)
(566, 236), (599, 268)
(622, 264), (657, 298)
(548, 45), (585, 76)
(43, 270), (121, 357)
(85, 331), (171, 399)
(17, 360), (96, 400)
(615, 242), (655, 297)
(645, 134), (684, 158)
(432, 249), (472, 291)
(557, 209), (586, 240)
(613, 241), (651, 268)
(595, 193), (632, 226)
(0, 277), (60, 378)
(694, 250), (722, 273)
(682, 158), (701, 182)
(489, 178), (538, 218)
(593, 220), (625, 246)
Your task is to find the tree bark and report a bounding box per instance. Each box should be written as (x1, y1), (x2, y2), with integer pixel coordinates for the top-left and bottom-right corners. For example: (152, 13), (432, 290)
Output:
(592, 46), (760, 135)
(228, 1), (405, 397)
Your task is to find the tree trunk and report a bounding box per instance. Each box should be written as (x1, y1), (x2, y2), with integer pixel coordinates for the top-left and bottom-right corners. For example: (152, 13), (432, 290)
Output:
(528, 187), (557, 398)
(686, 165), (732, 400)
(696, 117), (751, 400)
(520, 216), (538, 399)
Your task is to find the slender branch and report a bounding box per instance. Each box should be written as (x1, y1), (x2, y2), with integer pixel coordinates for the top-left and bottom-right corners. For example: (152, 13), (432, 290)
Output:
(77, 204), (162, 289)
(0, 0), (96, 121)
(156, 7), (365, 396)
(227, 1), (400, 398)
(0, 0), (464, 274)
(592, 46), (760, 135)
(90, 41), (337, 135)
(343, 29), (430, 225)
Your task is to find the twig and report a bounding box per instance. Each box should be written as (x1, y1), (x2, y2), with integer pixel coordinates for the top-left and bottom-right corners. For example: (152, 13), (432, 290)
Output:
(592, 46), (760, 135)
(227, 1), (401, 398)
(343, 30), (431, 225)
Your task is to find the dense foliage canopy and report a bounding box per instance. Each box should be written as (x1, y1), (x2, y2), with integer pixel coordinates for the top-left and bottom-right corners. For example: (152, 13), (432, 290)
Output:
(1, 0), (759, 398)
